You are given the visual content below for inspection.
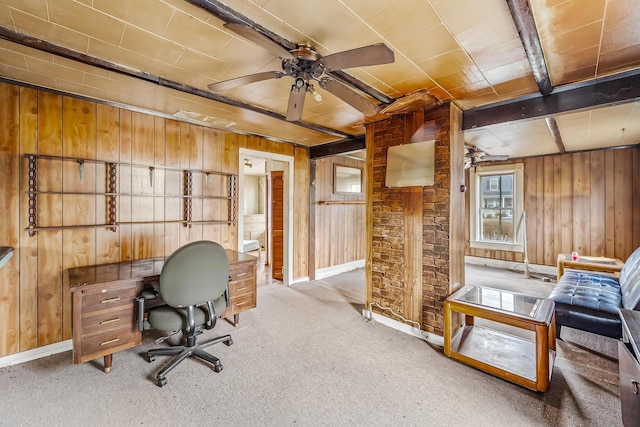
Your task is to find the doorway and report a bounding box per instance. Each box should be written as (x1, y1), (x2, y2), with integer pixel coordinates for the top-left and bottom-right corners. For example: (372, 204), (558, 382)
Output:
(238, 148), (294, 286)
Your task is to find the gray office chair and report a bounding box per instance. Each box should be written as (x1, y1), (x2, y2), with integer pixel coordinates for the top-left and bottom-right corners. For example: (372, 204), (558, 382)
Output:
(144, 240), (233, 387)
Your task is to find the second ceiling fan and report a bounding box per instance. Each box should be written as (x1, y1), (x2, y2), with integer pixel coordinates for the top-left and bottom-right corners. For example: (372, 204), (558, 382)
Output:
(464, 145), (509, 169)
(208, 23), (395, 122)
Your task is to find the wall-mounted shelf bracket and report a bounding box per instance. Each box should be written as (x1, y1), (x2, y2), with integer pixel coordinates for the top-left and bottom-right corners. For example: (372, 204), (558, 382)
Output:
(23, 154), (237, 235)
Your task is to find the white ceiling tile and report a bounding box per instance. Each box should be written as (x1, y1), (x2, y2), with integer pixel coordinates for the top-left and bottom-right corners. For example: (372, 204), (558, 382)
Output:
(0, 0), (636, 149)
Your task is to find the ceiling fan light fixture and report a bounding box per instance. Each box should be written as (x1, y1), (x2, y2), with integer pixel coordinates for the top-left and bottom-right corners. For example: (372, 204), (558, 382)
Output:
(308, 84), (322, 102)
(294, 77), (305, 90)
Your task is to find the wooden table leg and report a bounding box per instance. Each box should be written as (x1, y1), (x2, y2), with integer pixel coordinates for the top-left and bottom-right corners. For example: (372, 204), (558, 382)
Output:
(225, 314), (240, 327)
(557, 255), (565, 281)
(535, 324), (550, 392)
(104, 354), (112, 373)
(549, 312), (557, 352)
(465, 314), (475, 326)
(444, 301), (452, 357)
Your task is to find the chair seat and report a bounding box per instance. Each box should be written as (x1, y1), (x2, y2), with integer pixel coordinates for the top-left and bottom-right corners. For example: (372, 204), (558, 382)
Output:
(550, 271), (623, 339)
(148, 306), (206, 331)
(549, 271), (621, 315)
(148, 297), (226, 331)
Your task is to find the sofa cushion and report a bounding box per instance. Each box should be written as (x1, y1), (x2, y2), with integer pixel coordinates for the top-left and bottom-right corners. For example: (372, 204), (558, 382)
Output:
(621, 246), (640, 310)
(549, 272), (621, 315)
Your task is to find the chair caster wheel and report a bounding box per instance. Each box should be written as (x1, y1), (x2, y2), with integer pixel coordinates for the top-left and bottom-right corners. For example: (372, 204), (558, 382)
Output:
(224, 338), (233, 346)
(156, 377), (167, 387)
(147, 355), (155, 363)
(214, 363), (223, 373)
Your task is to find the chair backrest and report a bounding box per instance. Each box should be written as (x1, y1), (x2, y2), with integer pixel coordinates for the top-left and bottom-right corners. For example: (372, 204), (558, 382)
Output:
(160, 240), (229, 308)
(620, 247), (640, 309)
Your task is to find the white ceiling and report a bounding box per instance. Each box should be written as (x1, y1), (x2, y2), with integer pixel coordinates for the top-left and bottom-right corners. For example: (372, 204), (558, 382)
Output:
(0, 0), (639, 157)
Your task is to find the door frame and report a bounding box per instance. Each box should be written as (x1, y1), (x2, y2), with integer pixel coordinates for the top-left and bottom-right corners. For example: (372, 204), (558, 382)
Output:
(238, 148), (294, 286)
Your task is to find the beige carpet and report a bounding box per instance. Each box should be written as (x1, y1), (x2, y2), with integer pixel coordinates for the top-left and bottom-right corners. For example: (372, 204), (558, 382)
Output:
(0, 265), (622, 426)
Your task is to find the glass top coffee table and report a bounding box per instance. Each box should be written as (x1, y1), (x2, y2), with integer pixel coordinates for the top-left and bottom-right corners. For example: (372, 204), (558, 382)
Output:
(444, 285), (556, 392)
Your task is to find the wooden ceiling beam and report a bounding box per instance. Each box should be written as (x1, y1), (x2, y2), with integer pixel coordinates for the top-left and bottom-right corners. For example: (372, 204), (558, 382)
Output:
(462, 69), (640, 130)
(507, 0), (552, 95)
(0, 26), (352, 140)
(309, 136), (365, 159)
(545, 117), (566, 153)
(507, 0), (571, 152)
(186, 0), (296, 50)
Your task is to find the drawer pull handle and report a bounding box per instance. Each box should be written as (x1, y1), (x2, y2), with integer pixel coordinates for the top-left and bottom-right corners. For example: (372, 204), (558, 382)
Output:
(632, 380), (639, 395)
(101, 297), (121, 304)
(235, 272), (247, 277)
(236, 287), (246, 292)
(235, 301), (247, 307)
(100, 317), (120, 325)
(100, 337), (120, 346)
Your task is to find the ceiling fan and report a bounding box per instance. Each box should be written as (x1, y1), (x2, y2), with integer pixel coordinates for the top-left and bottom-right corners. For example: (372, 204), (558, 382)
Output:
(208, 23), (395, 122)
(464, 145), (509, 169)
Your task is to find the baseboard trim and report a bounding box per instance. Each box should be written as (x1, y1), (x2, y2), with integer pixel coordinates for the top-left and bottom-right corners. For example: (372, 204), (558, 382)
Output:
(362, 309), (444, 348)
(0, 340), (72, 368)
(289, 276), (309, 285)
(315, 259), (365, 280)
(465, 256), (557, 277)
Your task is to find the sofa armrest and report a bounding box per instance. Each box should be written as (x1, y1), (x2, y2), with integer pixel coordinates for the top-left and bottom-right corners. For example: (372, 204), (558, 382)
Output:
(557, 253), (624, 281)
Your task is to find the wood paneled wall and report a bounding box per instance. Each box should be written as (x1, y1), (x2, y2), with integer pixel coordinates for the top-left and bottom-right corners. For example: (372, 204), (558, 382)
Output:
(0, 82), (310, 357)
(293, 146), (310, 277)
(465, 147), (640, 265)
(313, 156), (366, 270)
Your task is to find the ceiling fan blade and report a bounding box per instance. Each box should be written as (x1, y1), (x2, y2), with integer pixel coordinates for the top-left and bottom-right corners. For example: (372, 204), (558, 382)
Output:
(208, 71), (284, 91)
(482, 155), (510, 161)
(321, 78), (380, 116)
(224, 23), (294, 60)
(286, 81), (307, 122)
(320, 43), (395, 71)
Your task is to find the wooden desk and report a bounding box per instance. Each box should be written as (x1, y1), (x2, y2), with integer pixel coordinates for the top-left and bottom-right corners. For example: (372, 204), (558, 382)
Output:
(444, 285), (556, 392)
(66, 250), (257, 373)
(556, 253), (624, 281)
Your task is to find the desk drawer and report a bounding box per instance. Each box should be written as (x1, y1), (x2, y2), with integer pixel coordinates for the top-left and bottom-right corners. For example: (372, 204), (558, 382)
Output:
(82, 306), (136, 336)
(230, 263), (255, 281)
(81, 326), (138, 359)
(226, 291), (256, 315)
(229, 279), (254, 297)
(81, 285), (139, 314)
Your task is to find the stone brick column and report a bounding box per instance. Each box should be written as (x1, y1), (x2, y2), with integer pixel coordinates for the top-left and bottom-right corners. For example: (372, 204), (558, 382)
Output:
(366, 102), (465, 337)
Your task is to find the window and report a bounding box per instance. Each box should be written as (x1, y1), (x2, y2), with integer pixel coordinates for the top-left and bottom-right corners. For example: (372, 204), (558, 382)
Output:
(469, 163), (524, 252)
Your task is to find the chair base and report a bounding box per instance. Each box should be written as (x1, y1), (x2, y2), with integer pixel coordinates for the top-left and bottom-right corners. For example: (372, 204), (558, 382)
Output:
(147, 333), (233, 387)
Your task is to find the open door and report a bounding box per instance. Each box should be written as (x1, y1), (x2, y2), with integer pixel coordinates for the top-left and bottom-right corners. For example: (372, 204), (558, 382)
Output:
(270, 170), (284, 280)
(240, 148), (292, 285)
